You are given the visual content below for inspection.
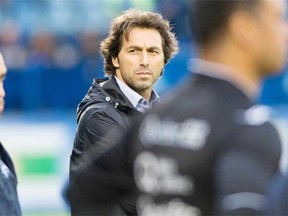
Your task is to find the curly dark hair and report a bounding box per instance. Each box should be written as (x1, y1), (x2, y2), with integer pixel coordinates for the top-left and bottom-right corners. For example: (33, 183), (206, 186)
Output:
(100, 9), (179, 76)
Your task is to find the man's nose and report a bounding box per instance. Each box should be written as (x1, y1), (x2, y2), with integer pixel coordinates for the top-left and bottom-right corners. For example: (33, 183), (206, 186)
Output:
(140, 51), (149, 67)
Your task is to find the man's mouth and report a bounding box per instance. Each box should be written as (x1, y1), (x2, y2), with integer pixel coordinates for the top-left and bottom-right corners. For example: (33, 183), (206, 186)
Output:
(136, 69), (152, 75)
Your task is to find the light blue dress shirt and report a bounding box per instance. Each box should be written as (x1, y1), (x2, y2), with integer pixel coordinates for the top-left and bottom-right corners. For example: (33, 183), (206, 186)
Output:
(114, 76), (159, 112)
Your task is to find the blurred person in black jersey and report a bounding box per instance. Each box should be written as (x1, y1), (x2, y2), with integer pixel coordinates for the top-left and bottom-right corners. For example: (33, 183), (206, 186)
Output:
(0, 53), (22, 216)
(67, 0), (288, 215)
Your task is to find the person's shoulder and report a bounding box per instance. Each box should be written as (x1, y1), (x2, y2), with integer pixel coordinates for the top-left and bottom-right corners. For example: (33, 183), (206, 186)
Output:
(0, 142), (16, 175)
(80, 102), (117, 122)
(228, 106), (281, 159)
(153, 74), (248, 119)
(0, 141), (7, 157)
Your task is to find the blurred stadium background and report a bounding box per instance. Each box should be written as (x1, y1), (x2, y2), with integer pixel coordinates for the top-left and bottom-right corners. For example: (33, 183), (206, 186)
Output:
(0, 0), (287, 215)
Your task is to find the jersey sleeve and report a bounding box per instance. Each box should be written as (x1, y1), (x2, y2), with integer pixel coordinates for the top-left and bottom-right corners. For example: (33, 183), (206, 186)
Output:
(214, 122), (281, 215)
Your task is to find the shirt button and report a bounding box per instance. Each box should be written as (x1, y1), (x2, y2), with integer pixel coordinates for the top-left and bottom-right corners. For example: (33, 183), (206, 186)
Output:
(105, 97), (110, 102)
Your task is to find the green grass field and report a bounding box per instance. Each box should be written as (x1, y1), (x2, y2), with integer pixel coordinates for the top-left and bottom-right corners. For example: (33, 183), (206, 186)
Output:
(24, 211), (69, 216)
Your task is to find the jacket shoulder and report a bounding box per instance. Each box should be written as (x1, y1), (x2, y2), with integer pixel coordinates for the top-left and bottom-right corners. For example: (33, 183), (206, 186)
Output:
(0, 142), (17, 177)
(79, 100), (132, 132)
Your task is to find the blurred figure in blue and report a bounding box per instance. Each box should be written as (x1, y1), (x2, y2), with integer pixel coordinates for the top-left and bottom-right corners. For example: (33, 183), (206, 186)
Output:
(0, 53), (22, 216)
(21, 31), (55, 111)
(77, 30), (103, 85)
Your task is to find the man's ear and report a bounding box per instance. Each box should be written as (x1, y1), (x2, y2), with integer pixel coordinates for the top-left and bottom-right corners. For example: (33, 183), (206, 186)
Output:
(228, 11), (258, 51)
(112, 57), (119, 68)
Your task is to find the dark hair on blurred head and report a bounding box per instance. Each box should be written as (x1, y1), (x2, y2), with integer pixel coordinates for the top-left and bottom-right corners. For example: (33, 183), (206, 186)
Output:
(100, 9), (179, 76)
(190, 0), (261, 47)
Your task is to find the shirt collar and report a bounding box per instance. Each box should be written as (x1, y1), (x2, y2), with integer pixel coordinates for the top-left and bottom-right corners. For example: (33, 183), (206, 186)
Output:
(189, 58), (259, 99)
(114, 76), (159, 108)
(149, 91), (160, 105)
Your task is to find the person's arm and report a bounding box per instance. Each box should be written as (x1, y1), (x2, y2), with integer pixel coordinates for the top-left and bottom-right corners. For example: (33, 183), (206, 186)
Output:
(67, 130), (135, 215)
(69, 108), (132, 215)
(70, 108), (125, 176)
(214, 123), (281, 215)
(82, 111), (126, 157)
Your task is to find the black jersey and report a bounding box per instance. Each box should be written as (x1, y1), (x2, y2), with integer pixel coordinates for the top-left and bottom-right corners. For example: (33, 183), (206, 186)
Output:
(67, 72), (281, 215)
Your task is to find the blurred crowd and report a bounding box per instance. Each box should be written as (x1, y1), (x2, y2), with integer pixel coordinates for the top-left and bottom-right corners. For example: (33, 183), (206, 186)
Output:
(0, 0), (287, 111)
(0, 0), (193, 111)
(1, 25), (105, 110)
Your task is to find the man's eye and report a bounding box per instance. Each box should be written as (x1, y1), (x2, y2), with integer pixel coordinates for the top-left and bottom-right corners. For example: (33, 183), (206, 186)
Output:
(150, 50), (159, 54)
(128, 49), (136, 53)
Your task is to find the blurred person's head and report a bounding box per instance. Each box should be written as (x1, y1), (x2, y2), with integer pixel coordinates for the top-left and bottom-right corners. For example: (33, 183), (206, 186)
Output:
(0, 53), (7, 116)
(0, 20), (21, 45)
(80, 30), (102, 58)
(100, 9), (178, 99)
(29, 31), (55, 57)
(190, 0), (288, 79)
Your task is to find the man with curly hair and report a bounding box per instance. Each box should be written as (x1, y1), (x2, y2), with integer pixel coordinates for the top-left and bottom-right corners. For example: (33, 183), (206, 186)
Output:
(69, 9), (178, 215)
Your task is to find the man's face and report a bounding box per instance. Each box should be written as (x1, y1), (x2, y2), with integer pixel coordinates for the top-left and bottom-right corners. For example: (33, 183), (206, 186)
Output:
(0, 54), (7, 116)
(254, 0), (288, 75)
(112, 27), (165, 99)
